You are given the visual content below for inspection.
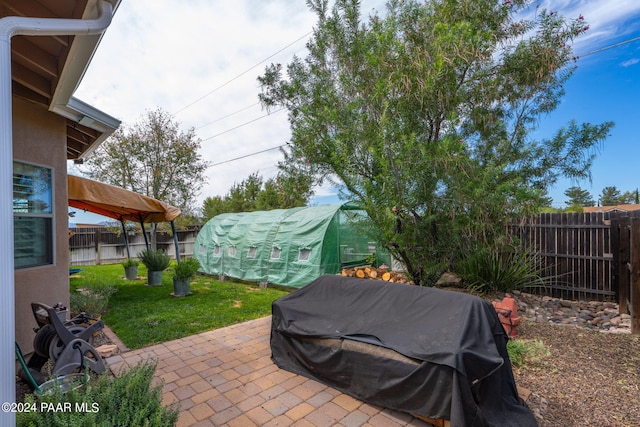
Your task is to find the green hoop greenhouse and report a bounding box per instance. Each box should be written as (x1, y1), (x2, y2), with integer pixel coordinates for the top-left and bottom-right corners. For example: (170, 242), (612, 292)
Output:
(194, 203), (387, 288)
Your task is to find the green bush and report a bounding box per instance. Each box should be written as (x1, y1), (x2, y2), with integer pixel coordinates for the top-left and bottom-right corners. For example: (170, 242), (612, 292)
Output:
(138, 249), (170, 271)
(456, 246), (549, 294)
(172, 257), (201, 280)
(69, 274), (117, 318)
(17, 361), (178, 427)
(122, 258), (140, 268)
(507, 339), (550, 368)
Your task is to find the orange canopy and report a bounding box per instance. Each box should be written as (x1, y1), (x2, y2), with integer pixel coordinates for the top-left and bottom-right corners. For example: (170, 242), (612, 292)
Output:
(68, 175), (181, 223)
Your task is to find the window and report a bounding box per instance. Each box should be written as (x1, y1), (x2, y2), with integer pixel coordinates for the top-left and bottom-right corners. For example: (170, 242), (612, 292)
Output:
(270, 246), (281, 260)
(213, 245), (220, 256)
(298, 248), (311, 262)
(247, 246), (257, 259)
(228, 246), (236, 257)
(13, 161), (53, 269)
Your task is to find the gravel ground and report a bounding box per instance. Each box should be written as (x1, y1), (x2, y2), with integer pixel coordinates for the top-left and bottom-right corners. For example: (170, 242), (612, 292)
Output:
(513, 320), (640, 427)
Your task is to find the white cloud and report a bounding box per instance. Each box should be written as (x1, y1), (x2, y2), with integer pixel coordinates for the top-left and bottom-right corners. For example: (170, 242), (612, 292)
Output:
(620, 58), (640, 67)
(76, 0), (320, 208)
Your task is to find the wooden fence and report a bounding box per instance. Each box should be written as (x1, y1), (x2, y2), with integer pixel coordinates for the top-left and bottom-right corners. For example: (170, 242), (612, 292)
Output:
(69, 227), (198, 266)
(510, 211), (640, 333)
(610, 213), (640, 333)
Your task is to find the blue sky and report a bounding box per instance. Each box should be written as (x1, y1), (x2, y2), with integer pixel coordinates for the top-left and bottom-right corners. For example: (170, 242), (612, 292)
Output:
(539, 25), (640, 207)
(71, 1), (640, 223)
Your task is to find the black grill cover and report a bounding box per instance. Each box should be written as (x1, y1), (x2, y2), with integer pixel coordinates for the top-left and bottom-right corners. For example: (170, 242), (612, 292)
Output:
(270, 275), (537, 427)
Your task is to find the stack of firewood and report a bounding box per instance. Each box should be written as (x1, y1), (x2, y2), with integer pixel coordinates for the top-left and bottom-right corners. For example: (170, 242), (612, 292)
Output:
(339, 266), (413, 284)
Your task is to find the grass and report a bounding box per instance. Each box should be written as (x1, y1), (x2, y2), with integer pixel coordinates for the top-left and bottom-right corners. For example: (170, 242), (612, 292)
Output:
(70, 263), (289, 350)
(507, 338), (550, 368)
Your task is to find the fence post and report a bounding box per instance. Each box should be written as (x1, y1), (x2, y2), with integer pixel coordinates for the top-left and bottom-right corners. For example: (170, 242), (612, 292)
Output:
(610, 217), (621, 308)
(630, 217), (640, 334)
(616, 217), (630, 314)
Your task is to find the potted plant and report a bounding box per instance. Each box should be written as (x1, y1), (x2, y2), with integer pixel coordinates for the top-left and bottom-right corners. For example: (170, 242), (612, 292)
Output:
(138, 249), (170, 286)
(172, 257), (201, 297)
(122, 258), (140, 280)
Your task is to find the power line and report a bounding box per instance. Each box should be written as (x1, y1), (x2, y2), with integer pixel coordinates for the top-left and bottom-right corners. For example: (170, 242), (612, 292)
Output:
(195, 102), (260, 130)
(200, 108), (285, 142)
(209, 144), (285, 168)
(202, 34), (640, 171)
(576, 35), (640, 59)
(172, 32), (311, 116)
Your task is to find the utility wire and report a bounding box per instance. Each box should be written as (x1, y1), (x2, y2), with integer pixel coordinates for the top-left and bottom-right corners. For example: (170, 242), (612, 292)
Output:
(575, 35), (640, 59)
(201, 108), (285, 142)
(203, 34), (640, 169)
(172, 32), (311, 116)
(209, 144), (285, 167)
(195, 102), (260, 130)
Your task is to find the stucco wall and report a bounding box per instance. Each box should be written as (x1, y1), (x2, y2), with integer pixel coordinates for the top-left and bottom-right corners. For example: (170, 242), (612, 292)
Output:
(12, 97), (70, 352)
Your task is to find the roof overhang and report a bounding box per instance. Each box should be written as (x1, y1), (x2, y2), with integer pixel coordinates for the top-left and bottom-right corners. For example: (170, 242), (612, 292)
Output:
(5, 0), (122, 159)
(56, 96), (121, 158)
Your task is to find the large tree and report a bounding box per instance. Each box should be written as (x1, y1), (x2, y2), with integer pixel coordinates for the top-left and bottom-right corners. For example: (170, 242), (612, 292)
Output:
(85, 108), (208, 214)
(258, 0), (614, 285)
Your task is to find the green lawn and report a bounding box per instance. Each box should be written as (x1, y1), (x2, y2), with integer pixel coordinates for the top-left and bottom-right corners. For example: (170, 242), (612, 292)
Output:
(70, 263), (289, 350)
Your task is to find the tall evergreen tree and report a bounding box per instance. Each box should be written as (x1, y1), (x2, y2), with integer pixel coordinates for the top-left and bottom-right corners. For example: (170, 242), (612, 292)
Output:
(564, 186), (594, 208)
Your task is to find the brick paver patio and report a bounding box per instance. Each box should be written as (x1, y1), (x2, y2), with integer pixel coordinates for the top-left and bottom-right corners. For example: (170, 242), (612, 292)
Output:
(105, 316), (433, 427)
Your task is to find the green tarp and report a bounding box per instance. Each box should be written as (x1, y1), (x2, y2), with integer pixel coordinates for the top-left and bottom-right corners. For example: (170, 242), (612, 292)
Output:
(194, 204), (379, 288)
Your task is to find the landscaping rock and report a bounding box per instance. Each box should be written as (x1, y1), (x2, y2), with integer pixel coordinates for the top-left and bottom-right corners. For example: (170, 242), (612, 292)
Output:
(510, 292), (629, 334)
(96, 344), (119, 358)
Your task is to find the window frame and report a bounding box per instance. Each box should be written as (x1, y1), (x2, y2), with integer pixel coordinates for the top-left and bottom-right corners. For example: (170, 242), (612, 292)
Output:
(13, 160), (55, 269)
(247, 246), (257, 259)
(298, 248), (311, 262)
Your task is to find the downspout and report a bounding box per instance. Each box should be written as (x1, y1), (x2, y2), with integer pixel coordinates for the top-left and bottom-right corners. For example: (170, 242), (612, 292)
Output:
(0, 2), (113, 426)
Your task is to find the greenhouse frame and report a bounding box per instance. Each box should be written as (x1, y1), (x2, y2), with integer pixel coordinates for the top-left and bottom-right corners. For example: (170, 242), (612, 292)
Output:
(194, 204), (387, 288)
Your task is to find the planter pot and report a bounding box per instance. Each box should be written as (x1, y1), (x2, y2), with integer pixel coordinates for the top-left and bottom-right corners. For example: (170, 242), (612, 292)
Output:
(147, 270), (163, 286)
(172, 276), (192, 297)
(124, 265), (138, 280)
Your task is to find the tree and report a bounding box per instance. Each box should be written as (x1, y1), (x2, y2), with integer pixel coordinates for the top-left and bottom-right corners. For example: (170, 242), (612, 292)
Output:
(618, 189), (637, 205)
(599, 186), (622, 206)
(202, 195), (226, 221)
(259, 167), (314, 210)
(85, 108), (208, 215)
(564, 187), (594, 207)
(258, 0), (614, 285)
(201, 170), (313, 222)
(596, 186), (638, 206)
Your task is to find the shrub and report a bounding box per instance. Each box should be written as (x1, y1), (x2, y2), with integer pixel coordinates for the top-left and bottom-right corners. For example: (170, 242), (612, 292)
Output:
(17, 361), (178, 427)
(70, 274), (117, 318)
(122, 258), (140, 268)
(138, 249), (170, 271)
(172, 257), (201, 280)
(507, 339), (550, 368)
(455, 246), (550, 294)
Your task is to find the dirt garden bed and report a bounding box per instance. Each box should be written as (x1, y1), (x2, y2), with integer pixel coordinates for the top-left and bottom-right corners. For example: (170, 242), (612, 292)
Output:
(513, 320), (640, 426)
